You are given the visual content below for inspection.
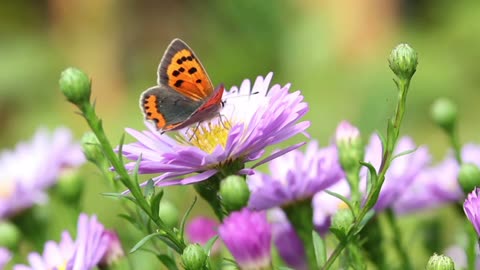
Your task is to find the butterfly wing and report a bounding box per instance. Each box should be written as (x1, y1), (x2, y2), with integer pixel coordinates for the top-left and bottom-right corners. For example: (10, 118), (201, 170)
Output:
(140, 85), (203, 131)
(157, 39), (214, 101)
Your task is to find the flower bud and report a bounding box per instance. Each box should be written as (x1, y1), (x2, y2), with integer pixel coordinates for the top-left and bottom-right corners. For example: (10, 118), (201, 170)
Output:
(431, 98), (458, 132)
(388, 43), (418, 81)
(181, 243), (207, 270)
(331, 208), (354, 235)
(426, 253), (455, 270)
(59, 67), (91, 106)
(458, 163), (480, 194)
(220, 175), (250, 212)
(99, 230), (125, 268)
(0, 221), (21, 249)
(336, 121), (364, 174)
(56, 169), (84, 204)
(81, 132), (102, 163)
(159, 200), (179, 228)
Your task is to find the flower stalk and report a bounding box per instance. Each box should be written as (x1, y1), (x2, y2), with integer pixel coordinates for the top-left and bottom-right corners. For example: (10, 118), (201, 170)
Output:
(322, 43), (418, 269)
(59, 67), (186, 253)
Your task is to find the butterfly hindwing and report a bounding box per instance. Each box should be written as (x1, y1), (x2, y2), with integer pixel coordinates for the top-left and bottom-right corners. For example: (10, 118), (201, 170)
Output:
(158, 39), (214, 101)
(140, 85), (203, 130)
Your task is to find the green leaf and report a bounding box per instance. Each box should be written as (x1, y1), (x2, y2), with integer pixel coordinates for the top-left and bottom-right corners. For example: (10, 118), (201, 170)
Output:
(130, 232), (163, 253)
(221, 258), (239, 269)
(157, 254), (179, 270)
(330, 227), (347, 241)
(359, 161), (378, 190)
(132, 154), (143, 189)
(157, 235), (183, 254)
(117, 213), (142, 230)
(150, 189), (164, 221)
(203, 235), (219, 255)
(180, 197), (198, 242)
(324, 190), (355, 218)
(391, 147), (418, 161)
(101, 192), (136, 204)
(312, 230), (326, 267)
(355, 209), (376, 234)
(277, 267), (295, 270)
(144, 179), (155, 199)
(117, 133), (126, 166)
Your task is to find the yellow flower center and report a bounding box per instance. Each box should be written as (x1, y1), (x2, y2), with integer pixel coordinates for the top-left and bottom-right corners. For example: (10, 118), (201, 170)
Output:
(176, 119), (233, 154)
(0, 180), (14, 199)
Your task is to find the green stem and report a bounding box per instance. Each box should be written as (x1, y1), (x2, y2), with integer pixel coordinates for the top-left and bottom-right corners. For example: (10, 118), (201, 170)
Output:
(194, 176), (225, 221)
(385, 209), (413, 270)
(79, 102), (186, 252)
(450, 126), (463, 164)
(466, 223), (477, 270)
(283, 199), (317, 270)
(346, 171), (361, 215)
(322, 78), (411, 270)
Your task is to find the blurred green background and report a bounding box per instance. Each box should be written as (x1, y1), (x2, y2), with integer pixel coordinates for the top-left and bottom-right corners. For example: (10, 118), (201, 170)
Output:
(2, 0), (480, 268)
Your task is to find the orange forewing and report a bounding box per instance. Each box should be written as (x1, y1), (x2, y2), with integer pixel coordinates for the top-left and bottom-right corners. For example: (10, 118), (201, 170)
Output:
(165, 48), (213, 101)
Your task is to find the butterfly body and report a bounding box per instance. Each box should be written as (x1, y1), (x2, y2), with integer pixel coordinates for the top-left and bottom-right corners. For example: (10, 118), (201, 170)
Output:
(140, 39), (224, 132)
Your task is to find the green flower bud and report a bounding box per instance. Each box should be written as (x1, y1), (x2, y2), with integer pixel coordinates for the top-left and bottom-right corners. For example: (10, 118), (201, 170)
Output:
(0, 221), (21, 249)
(181, 243), (208, 270)
(458, 163), (480, 194)
(219, 175), (250, 212)
(336, 121), (364, 174)
(331, 208), (354, 235)
(59, 67), (91, 106)
(159, 200), (179, 228)
(55, 169), (84, 204)
(81, 132), (102, 163)
(431, 98), (458, 132)
(388, 43), (418, 81)
(426, 253), (455, 270)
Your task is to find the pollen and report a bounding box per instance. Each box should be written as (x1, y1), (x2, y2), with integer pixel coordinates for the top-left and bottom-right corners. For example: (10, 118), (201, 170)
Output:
(177, 119), (232, 154)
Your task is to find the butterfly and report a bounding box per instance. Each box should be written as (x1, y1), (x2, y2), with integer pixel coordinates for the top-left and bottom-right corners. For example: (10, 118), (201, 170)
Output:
(140, 38), (224, 133)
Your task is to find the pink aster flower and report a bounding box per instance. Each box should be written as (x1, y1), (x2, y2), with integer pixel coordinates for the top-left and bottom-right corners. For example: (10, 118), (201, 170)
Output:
(14, 213), (116, 270)
(186, 216), (221, 255)
(247, 141), (343, 210)
(464, 188), (480, 236)
(219, 209), (272, 270)
(120, 73), (309, 186)
(0, 127), (85, 219)
(0, 247), (11, 269)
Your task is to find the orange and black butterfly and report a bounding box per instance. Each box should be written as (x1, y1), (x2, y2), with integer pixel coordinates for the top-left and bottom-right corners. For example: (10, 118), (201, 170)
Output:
(140, 39), (224, 133)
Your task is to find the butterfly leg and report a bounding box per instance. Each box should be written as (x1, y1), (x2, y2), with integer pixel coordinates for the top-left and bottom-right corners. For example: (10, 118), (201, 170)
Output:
(187, 123), (201, 141)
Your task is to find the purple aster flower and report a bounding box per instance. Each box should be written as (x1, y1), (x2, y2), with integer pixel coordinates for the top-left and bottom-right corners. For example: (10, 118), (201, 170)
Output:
(247, 141), (343, 210)
(463, 143), (480, 167)
(313, 180), (351, 234)
(186, 216), (221, 255)
(393, 157), (462, 214)
(219, 209), (272, 270)
(120, 73), (309, 186)
(364, 134), (431, 211)
(0, 247), (11, 269)
(14, 213), (112, 270)
(268, 208), (307, 270)
(0, 127), (85, 219)
(464, 188), (480, 236)
(98, 230), (124, 267)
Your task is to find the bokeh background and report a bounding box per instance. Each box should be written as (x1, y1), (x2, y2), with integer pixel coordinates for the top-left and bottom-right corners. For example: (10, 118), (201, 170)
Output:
(2, 0), (480, 268)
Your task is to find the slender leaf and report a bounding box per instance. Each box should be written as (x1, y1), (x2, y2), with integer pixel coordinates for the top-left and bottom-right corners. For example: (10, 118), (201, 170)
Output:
(117, 133), (126, 166)
(313, 230), (326, 267)
(203, 235), (219, 255)
(150, 189), (164, 222)
(324, 190), (355, 218)
(158, 235), (183, 254)
(391, 147), (418, 161)
(117, 213), (141, 230)
(359, 161), (378, 188)
(101, 192), (136, 204)
(157, 254), (179, 270)
(355, 209), (376, 234)
(144, 179), (155, 199)
(130, 232), (163, 253)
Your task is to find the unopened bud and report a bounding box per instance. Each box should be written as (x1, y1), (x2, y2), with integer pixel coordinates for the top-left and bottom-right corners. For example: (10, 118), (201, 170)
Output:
(159, 200), (179, 228)
(181, 243), (207, 270)
(431, 98), (458, 132)
(0, 221), (21, 249)
(220, 175), (250, 212)
(426, 253), (455, 270)
(59, 67), (91, 106)
(336, 121), (364, 174)
(388, 43), (418, 81)
(458, 163), (480, 194)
